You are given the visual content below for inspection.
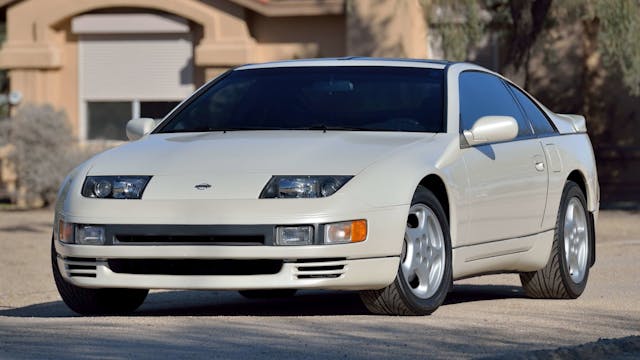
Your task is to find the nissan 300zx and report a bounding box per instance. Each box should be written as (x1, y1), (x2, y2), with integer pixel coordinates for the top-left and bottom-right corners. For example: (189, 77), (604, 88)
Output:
(52, 58), (599, 315)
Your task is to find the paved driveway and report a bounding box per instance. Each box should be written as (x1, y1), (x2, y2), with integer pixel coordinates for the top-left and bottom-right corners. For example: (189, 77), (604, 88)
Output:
(0, 209), (638, 359)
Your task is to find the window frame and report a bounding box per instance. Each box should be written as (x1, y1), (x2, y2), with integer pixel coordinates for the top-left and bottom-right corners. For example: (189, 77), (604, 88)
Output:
(457, 70), (536, 144)
(502, 79), (559, 137)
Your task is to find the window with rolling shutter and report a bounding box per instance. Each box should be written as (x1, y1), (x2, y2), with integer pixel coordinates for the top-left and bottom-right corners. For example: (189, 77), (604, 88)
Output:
(74, 14), (195, 140)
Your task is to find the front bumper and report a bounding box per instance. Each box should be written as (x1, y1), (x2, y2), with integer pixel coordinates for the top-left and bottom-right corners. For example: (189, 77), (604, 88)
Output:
(54, 202), (407, 291)
(55, 252), (399, 290)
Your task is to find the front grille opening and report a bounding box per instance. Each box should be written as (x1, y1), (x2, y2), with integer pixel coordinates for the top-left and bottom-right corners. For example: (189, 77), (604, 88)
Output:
(65, 257), (97, 262)
(297, 265), (344, 271)
(297, 274), (342, 279)
(107, 259), (283, 276)
(69, 273), (97, 278)
(68, 264), (96, 271)
(115, 235), (265, 245)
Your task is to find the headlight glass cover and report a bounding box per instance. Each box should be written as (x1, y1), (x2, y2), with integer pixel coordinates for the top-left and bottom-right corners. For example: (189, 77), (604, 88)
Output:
(260, 176), (352, 198)
(81, 176), (152, 199)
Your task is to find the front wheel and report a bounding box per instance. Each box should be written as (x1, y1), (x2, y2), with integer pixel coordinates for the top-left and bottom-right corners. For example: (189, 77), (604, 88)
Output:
(52, 238), (148, 315)
(520, 180), (592, 299)
(360, 186), (452, 315)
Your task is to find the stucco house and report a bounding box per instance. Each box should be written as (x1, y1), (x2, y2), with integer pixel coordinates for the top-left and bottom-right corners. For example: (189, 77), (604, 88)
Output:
(0, 0), (430, 141)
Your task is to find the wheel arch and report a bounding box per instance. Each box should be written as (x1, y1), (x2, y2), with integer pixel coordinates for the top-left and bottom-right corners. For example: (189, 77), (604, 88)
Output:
(418, 174), (450, 224)
(566, 169), (596, 267)
(567, 170), (588, 202)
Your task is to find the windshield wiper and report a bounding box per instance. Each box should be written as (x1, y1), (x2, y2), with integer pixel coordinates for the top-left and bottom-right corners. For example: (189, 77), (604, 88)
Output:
(161, 127), (275, 134)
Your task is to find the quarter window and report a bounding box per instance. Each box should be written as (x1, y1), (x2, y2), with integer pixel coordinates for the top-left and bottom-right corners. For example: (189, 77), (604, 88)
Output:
(459, 71), (533, 138)
(507, 84), (556, 135)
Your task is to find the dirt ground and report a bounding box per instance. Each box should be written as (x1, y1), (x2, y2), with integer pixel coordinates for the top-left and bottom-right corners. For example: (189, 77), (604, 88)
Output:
(0, 209), (638, 359)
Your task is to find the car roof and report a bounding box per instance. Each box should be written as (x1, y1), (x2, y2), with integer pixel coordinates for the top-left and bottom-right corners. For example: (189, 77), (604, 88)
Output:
(235, 57), (456, 71)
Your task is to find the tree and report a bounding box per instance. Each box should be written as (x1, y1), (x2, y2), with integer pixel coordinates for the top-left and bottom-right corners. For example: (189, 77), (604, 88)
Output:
(423, 0), (640, 96)
(420, 0), (485, 61)
(423, 0), (640, 148)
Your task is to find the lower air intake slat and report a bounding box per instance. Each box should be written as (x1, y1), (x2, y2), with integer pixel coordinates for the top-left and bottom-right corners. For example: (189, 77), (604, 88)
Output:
(294, 259), (347, 279)
(62, 257), (98, 278)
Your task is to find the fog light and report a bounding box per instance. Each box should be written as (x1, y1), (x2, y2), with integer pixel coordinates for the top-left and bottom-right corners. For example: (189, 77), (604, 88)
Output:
(325, 220), (367, 244)
(58, 220), (74, 243)
(276, 226), (313, 246)
(75, 225), (106, 245)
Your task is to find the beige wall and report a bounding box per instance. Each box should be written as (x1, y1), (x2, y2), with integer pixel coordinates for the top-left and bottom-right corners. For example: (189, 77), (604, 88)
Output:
(59, 21), (79, 136)
(249, 14), (346, 60)
(347, 0), (428, 58)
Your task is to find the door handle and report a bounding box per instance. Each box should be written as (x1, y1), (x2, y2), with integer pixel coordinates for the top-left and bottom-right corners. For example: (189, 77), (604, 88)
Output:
(535, 161), (545, 171)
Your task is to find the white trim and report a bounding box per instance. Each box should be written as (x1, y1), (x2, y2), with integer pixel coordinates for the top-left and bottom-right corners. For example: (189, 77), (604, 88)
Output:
(132, 100), (141, 119)
(78, 37), (87, 141)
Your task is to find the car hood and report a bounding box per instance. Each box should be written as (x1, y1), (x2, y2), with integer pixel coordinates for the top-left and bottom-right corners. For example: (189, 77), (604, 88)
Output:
(86, 131), (436, 200)
(89, 131), (435, 175)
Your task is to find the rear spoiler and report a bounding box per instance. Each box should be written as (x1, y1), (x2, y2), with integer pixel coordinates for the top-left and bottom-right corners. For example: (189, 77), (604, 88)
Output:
(550, 113), (587, 134)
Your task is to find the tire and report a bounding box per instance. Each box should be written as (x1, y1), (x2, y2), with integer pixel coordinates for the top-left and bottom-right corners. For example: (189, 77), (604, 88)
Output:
(360, 185), (452, 315)
(51, 238), (149, 315)
(238, 289), (297, 299)
(520, 181), (592, 299)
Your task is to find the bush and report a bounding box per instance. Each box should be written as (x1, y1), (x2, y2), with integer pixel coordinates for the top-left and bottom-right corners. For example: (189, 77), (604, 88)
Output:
(1, 104), (98, 206)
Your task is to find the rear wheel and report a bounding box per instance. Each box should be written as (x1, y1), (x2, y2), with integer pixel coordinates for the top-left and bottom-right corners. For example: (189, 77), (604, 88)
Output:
(52, 238), (148, 315)
(360, 186), (452, 315)
(520, 181), (592, 299)
(238, 289), (297, 299)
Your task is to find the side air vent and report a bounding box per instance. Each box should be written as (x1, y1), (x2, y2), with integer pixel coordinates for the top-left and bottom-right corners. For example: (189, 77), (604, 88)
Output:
(63, 257), (98, 278)
(293, 258), (347, 279)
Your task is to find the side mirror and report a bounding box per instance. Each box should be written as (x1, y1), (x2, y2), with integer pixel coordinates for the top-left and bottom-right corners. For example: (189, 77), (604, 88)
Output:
(126, 118), (157, 141)
(462, 116), (518, 147)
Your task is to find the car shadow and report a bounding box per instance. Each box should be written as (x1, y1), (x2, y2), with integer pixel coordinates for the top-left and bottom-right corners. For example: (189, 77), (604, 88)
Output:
(445, 284), (526, 305)
(0, 284), (525, 318)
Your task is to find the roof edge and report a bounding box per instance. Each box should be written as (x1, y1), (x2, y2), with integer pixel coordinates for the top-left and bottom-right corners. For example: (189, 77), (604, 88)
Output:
(235, 57), (451, 71)
(0, 0), (345, 16)
(0, 0), (17, 9)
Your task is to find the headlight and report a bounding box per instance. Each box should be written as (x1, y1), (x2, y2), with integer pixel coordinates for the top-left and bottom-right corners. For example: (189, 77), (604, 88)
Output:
(81, 176), (152, 199)
(260, 176), (352, 198)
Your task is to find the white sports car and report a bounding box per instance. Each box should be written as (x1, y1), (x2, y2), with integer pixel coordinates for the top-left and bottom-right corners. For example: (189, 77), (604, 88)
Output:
(52, 58), (599, 316)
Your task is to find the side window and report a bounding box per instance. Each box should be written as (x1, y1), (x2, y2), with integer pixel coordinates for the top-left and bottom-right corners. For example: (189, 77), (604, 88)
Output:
(507, 84), (556, 135)
(459, 71), (533, 138)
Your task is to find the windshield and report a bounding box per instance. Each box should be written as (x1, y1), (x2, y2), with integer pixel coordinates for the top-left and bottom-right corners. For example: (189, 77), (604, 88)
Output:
(156, 66), (445, 133)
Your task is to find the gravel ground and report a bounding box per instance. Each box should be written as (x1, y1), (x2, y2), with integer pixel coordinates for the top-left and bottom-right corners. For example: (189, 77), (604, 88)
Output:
(0, 209), (638, 359)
